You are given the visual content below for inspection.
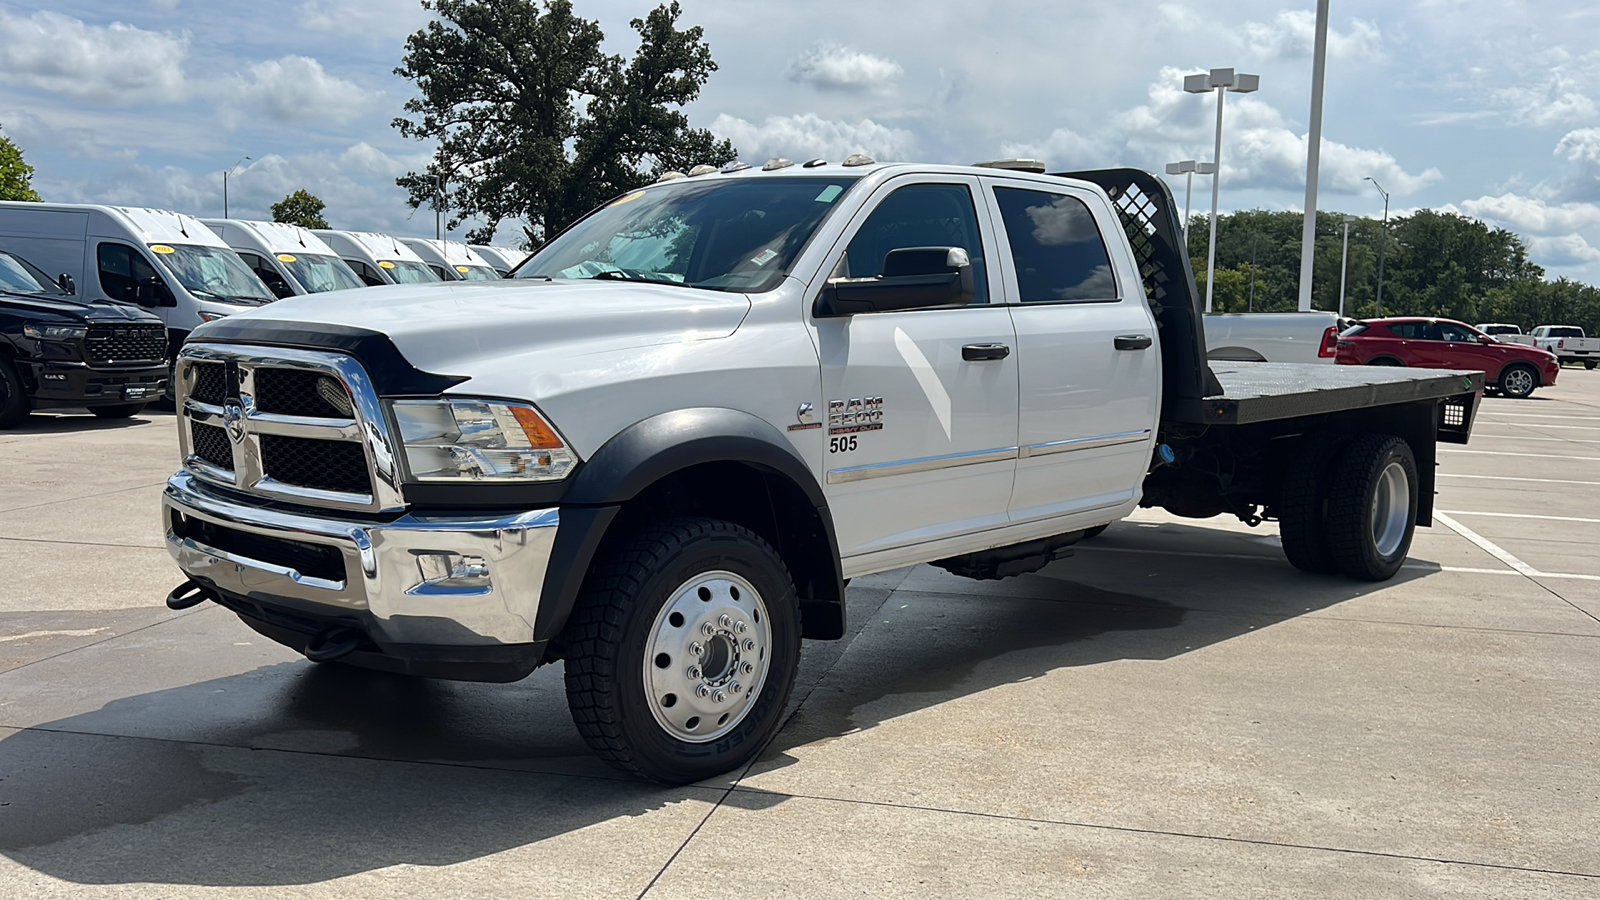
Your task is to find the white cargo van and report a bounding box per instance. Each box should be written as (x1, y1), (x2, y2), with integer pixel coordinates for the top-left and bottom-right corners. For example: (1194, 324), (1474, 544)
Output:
(469, 244), (529, 275)
(313, 230), (442, 286)
(402, 238), (501, 281)
(0, 202), (274, 358)
(202, 219), (365, 298)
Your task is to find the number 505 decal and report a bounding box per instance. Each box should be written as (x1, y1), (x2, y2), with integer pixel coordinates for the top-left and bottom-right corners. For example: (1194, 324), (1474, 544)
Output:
(829, 435), (858, 453)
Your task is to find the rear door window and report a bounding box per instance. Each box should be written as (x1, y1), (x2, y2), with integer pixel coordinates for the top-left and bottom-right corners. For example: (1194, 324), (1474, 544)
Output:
(1384, 322), (1437, 339)
(992, 187), (1118, 303)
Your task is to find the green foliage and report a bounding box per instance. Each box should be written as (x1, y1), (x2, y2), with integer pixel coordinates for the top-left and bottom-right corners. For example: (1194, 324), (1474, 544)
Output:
(393, 0), (736, 245)
(0, 128), (42, 202)
(1185, 207), (1600, 333)
(270, 190), (330, 229)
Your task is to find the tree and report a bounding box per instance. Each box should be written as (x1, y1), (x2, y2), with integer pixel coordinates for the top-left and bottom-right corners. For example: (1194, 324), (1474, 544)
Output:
(0, 127), (41, 202)
(393, 0), (736, 245)
(271, 190), (329, 229)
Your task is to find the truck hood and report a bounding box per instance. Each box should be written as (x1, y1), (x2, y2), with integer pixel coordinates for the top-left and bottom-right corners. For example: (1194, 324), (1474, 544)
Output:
(205, 279), (752, 374)
(1, 293), (160, 324)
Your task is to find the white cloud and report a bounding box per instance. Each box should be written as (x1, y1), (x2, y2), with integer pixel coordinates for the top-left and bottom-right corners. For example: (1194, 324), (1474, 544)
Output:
(786, 43), (903, 92)
(1556, 128), (1600, 165)
(710, 113), (918, 164)
(228, 56), (377, 125)
(1455, 193), (1600, 235)
(0, 10), (189, 105)
(1527, 233), (1600, 267)
(1493, 72), (1597, 128)
(1243, 11), (1386, 63)
(998, 128), (1104, 170)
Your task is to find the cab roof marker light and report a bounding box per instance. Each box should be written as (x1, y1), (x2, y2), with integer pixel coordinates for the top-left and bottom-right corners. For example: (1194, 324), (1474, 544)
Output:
(762, 158), (794, 171)
(842, 153), (876, 167)
(720, 161), (752, 173)
(688, 165), (718, 177)
(802, 159), (827, 168)
(972, 159), (1047, 173)
(656, 171), (687, 182)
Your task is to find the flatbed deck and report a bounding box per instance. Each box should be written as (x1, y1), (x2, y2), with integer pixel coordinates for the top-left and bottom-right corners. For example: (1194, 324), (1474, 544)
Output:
(1170, 362), (1485, 426)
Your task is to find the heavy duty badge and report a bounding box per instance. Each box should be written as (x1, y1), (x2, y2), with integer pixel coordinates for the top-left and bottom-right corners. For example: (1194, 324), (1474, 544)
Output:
(828, 397), (883, 434)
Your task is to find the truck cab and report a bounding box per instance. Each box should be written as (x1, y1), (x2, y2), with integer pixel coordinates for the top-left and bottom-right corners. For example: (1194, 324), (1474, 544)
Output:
(314, 230), (443, 286)
(202, 220), (365, 298)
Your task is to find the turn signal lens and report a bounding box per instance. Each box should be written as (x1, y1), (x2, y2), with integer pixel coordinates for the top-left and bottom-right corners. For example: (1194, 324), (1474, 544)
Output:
(511, 405), (565, 450)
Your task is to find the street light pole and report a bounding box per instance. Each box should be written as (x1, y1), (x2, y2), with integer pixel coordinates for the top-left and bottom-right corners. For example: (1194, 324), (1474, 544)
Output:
(1339, 214), (1355, 318)
(1185, 68), (1260, 313)
(1296, 0), (1332, 312)
(1365, 176), (1391, 317)
(223, 156), (251, 218)
(1165, 160), (1217, 248)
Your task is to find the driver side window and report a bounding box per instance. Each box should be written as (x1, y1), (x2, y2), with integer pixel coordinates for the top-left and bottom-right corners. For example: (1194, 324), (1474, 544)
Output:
(1437, 323), (1477, 342)
(97, 243), (157, 303)
(845, 183), (988, 304)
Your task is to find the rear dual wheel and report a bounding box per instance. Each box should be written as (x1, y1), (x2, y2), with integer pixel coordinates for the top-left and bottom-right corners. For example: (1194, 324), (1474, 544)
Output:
(1279, 434), (1418, 582)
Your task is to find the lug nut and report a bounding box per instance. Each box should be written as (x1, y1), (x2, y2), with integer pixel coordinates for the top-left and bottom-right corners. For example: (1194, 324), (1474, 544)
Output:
(696, 685), (710, 698)
(743, 639), (757, 652)
(718, 614), (733, 629)
(689, 641), (704, 656)
(686, 665), (702, 679)
(734, 620), (747, 634)
(730, 682), (743, 694)
(740, 661), (755, 675)
(712, 690), (726, 703)
(701, 622), (716, 636)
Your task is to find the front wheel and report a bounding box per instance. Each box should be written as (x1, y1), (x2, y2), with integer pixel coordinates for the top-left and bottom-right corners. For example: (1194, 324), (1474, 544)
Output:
(90, 402), (147, 419)
(562, 517), (802, 785)
(1498, 364), (1538, 399)
(0, 359), (30, 429)
(1326, 435), (1418, 581)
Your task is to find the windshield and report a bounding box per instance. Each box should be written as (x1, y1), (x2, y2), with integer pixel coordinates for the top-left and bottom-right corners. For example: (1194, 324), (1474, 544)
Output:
(0, 251), (67, 296)
(1482, 325), (1519, 335)
(379, 259), (441, 284)
(277, 253), (364, 293)
(455, 264), (501, 281)
(516, 176), (863, 293)
(152, 244), (274, 302)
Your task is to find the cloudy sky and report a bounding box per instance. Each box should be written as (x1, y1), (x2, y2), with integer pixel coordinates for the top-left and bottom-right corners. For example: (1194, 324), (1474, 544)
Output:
(4, 1), (1600, 281)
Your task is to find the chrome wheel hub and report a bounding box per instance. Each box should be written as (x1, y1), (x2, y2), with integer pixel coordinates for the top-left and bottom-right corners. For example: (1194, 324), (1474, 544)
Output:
(1370, 460), (1410, 558)
(644, 570), (771, 743)
(1504, 369), (1533, 394)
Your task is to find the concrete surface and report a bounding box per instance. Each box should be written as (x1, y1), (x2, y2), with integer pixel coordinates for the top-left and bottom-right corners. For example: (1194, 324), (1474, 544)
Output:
(1, 376), (1598, 898)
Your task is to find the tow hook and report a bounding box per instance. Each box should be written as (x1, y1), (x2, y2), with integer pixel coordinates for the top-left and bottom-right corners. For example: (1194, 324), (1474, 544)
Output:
(304, 628), (364, 663)
(166, 579), (217, 611)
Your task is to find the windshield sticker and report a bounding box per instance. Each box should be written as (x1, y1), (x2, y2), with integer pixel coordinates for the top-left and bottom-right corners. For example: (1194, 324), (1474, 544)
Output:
(379, 260), (396, 269)
(750, 248), (779, 267)
(456, 265), (470, 273)
(609, 190), (646, 206)
(150, 244), (175, 254)
(277, 254), (297, 263)
(814, 184), (844, 203)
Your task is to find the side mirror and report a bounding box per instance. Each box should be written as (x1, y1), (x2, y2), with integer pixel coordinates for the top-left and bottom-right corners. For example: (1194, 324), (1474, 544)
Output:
(265, 277), (295, 299)
(815, 246), (976, 317)
(57, 273), (76, 295)
(134, 275), (176, 308)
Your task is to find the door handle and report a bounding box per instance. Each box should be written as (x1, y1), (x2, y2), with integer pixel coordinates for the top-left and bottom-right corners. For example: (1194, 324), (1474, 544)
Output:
(962, 343), (1011, 361)
(1114, 334), (1153, 351)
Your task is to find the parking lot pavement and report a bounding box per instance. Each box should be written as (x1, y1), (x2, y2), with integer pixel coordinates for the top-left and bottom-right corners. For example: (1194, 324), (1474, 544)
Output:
(2, 378), (1598, 898)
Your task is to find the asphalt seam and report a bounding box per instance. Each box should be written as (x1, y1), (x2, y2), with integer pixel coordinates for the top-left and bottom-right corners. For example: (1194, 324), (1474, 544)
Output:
(0, 478), (171, 516)
(0, 607), (205, 678)
(722, 786), (1600, 880)
(0, 535), (165, 551)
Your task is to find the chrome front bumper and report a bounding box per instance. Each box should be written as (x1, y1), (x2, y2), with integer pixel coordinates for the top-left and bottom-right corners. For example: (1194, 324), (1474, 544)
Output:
(162, 470), (559, 647)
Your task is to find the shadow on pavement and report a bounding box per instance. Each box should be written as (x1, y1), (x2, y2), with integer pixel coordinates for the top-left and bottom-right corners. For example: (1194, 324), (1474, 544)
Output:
(0, 538), (1414, 886)
(10, 409), (173, 434)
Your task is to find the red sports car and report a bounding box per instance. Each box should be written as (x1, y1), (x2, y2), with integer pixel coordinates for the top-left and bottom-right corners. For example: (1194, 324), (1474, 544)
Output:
(1336, 317), (1559, 398)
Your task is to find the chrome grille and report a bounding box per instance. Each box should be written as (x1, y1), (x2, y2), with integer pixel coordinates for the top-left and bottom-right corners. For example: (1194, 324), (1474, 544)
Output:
(174, 344), (404, 513)
(85, 323), (166, 363)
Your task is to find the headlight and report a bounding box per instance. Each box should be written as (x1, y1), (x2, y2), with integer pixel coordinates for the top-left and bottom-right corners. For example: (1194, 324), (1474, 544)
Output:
(198, 311), (230, 323)
(23, 324), (87, 341)
(389, 399), (577, 482)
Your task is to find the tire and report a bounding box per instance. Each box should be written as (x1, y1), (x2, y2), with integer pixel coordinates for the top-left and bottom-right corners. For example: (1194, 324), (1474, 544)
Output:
(0, 359), (30, 429)
(1498, 363), (1538, 399)
(1277, 435), (1348, 574)
(1585, 360), (1596, 371)
(1366, 357), (1403, 366)
(1082, 524), (1109, 540)
(90, 402), (147, 419)
(1325, 435), (1418, 582)
(561, 517), (802, 785)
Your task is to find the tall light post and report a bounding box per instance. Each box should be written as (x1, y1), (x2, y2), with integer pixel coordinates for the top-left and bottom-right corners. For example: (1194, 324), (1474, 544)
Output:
(222, 156), (251, 218)
(1165, 160), (1217, 247)
(429, 174), (444, 239)
(1338, 214), (1356, 318)
(1365, 176), (1391, 317)
(1296, 0), (1332, 312)
(1185, 67), (1260, 312)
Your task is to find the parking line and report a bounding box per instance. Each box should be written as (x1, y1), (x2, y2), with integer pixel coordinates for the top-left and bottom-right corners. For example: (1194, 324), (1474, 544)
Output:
(1439, 510), (1600, 524)
(1438, 474), (1600, 487)
(1438, 448), (1600, 461)
(1475, 412), (1600, 422)
(1474, 422), (1600, 431)
(1467, 435), (1600, 444)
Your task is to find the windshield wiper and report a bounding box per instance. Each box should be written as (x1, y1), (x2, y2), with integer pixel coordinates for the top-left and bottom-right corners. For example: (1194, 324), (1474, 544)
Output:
(584, 270), (690, 288)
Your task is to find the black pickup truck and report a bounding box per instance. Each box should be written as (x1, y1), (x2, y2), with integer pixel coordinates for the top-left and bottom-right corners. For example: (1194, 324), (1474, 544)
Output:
(0, 248), (168, 427)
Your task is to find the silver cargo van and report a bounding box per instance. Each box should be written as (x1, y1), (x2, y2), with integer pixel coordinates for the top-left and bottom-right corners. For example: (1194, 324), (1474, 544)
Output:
(314, 230), (442, 286)
(401, 238), (501, 281)
(201, 219), (364, 298)
(469, 244), (529, 275)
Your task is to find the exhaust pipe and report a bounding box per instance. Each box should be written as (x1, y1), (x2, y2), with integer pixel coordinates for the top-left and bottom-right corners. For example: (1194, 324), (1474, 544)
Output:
(166, 579), (218, 611)
(304, 627), (364, 663)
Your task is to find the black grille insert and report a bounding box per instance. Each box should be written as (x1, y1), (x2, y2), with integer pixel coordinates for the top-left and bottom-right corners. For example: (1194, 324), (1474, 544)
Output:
(86, 323), (166, 363)
(255, 368), (351, 419)
(191, 422), (234, 471)
(189, 362), (226, 405)
(261, 435), (369, 495)
(173, 513), (346, 584)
